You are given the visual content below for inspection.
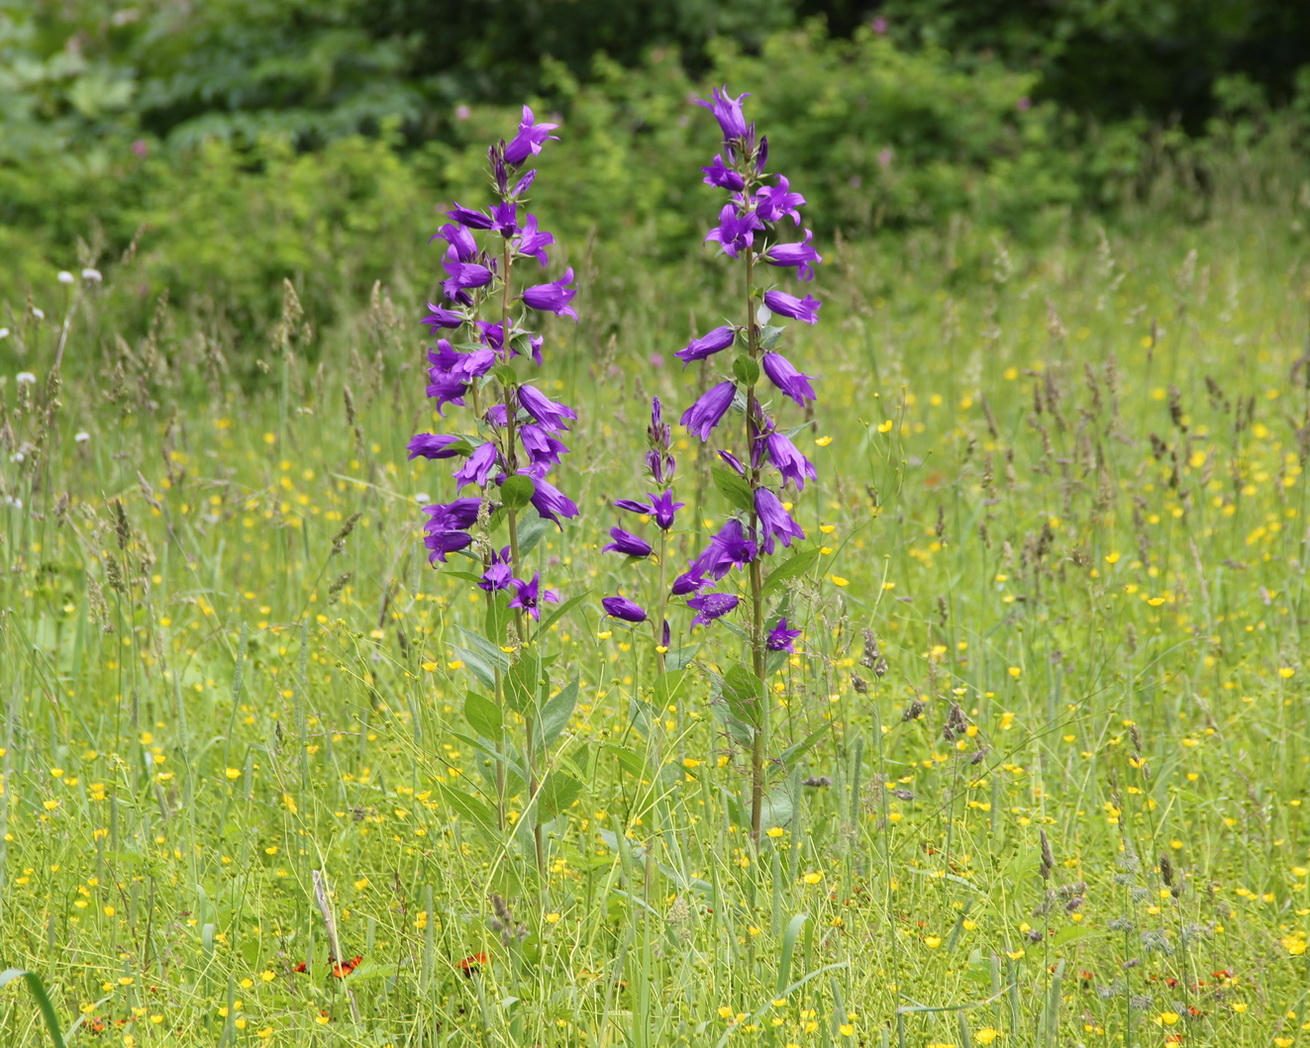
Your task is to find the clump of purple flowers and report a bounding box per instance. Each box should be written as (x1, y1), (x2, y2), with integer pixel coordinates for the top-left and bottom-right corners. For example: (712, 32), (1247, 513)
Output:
(408, 106), (579, 596)
(680, 86), (822, 840)
(675, 86), (819, 629)
(600, 396), (684, 665)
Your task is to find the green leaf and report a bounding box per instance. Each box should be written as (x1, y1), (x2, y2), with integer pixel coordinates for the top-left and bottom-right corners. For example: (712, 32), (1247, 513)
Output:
(505, 649), (542, 713)
(536, 771), (583, 820)
(484, 589), (511, 648)
(1051, 924), (1103, 947)
(602, 742), (646, 779)
(666, 643), (699, 672)
(0, 969), (67, 1048)
(436, 783), (500, 838)
(501, 474), (535, 511)
(464, 691), (503, 740)
(776, 727), (826, 769)
(732, 354), (761, 387)
(516, 507), (552, 557)
(712, 466), (755, 513)
(722, 662), (764, 729)
(762, 546), (821, 596)
(759, 324), (786, 351)
(534, 591), (589, 637)
(539, 678), (579, 750)
(652, 669), (690, 709)
(450, 644), (497, 689)
(490, 363), (517, 386)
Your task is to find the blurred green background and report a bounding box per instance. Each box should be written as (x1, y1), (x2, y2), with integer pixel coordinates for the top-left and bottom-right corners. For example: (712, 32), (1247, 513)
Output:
(2, 0), (1308, 336)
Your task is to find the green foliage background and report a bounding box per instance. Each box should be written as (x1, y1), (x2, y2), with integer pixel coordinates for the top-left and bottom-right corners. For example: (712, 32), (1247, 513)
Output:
(1, 0), (1307, 336)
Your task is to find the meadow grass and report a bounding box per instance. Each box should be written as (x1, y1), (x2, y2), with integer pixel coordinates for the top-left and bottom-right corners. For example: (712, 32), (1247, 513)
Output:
(1, 202), (1309, 1047)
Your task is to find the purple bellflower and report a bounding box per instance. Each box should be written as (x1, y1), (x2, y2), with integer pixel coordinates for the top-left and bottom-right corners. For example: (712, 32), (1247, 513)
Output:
(697, 86), (751, 141)
(755, 176), (806, 225)
(408, 433), (464, 460)
(508, 572), (559, 620)
(602, 594), (649, 623)
(503, 105), (560, 165)
(432, 222), (478, 261)
(424, 529), (473, 564)
(702, 155), (745, 191)
(521, 267), (578, 320)
(514, 214), (554, 266)
(761, 229), (822, 281)
(613, 491), (684, 530)
(603, 527), (654, 558)
(764, 431), (817, 489)
(754, 487), (805, 554)
(424, 497), (483, 533)
(761, 352), (817, 407)
(763, 289), (822, 325)
(680, 381), (736, 440)
(766, 617), (802, 652)
(675, 325), (736, 366)
(518, 385), (577, 431)
(688, 591), (740, 628)
(446, 203), (494, 230)
(705, 204), (762, 258)
(528, 473), (580, 525)
(479, 546), (513, 592)
(422, 303), (464, 331)
(519, 424), (569, 474)
(454, 442), (499, 490)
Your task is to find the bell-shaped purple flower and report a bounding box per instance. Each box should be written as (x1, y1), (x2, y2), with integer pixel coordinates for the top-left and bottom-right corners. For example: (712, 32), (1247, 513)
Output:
(701, 155), (745, 191)
(613, 491), (684, 530)
(688, 591), (740, 628)
(491, 201), (518, 237)
(680, 381), (736, 440)
(675, 325), (736, 366)
(424, 529), (473, 564)
(718, 449), (746, 475)
(603, 526), (653, 558)
(755, 176), (806, 226)
(764, 431), (817, 489)
(422, 303), (465, 330)
(431, 222), (478, 261)
(696, 86), (751, 142)
(478, 546), (513, 592)
(521, 267), (578, 321)
(766, 617), (802, 652)
(763, 289), (821, 325)
(705, 204), (762, 259)
(527, 474), (579, 526)
(514, 213), (554, 267)
(503, 105), (560, 165)
(508, 571), (559, 621)
(454, 441), (498, 490)
(755, 487), (805, 554)
(518, 385), (577, 431)
(510, 169), (536, 199)
(424, 497), (483, 533)
(762, 352), (817, 407)
(671, 569), (709, 596)
(761, 229), (822, 281)
(443, 259), (495, 300)
(425, 372), (469, 415)
(602, 594), (648, 624)
(446, 203), (494, 230)
(407, 433), (463, 460)
(687, 518), (757, 581)
(519, 424), (569, 474)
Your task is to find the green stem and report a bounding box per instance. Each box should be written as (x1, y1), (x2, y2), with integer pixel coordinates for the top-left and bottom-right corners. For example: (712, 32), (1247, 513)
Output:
(499, 236), (545, 881)
(744, 248), (768, 845)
